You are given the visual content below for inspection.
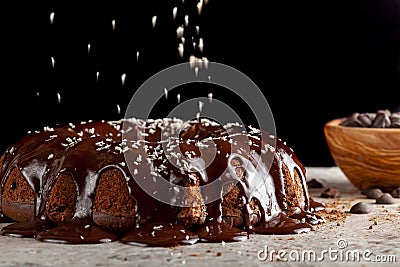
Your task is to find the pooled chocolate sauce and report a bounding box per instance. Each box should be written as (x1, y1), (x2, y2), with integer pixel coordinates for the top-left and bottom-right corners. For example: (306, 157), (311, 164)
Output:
(36, 218), (118, 244)
(0, 118), (324, 246)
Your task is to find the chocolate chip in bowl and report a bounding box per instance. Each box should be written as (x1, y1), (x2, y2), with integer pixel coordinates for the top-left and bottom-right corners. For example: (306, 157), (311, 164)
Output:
(339, 109), (400, 128)
(324, 109), (400, 193)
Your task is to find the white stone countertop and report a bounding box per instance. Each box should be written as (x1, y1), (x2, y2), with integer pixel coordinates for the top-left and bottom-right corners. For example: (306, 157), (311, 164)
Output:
(1, 167), (399, 267)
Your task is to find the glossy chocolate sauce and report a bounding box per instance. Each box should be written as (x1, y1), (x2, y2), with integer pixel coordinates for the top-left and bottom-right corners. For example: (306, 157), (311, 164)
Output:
(0, 118), (324, 247)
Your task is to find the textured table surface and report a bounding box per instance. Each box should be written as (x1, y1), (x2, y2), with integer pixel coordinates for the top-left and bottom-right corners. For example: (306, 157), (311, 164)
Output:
(1, 167), (399, 267)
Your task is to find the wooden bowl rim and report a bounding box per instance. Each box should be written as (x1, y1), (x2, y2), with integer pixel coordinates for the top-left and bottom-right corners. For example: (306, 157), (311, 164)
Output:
(325, 118), (400, 133)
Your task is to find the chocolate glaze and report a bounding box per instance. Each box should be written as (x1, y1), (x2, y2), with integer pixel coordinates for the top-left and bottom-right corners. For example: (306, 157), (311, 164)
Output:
(0, 118), (324, 246)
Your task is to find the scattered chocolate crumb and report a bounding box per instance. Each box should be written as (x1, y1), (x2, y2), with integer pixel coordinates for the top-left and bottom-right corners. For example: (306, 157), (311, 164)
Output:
(368, 225), (373, 230)
(376, 193), (396, 204)
(349, 202), (371, 214)
(206, 250), (212, 253)
(307, 178), (323, 188)
(366, 188), (383, 199)
(391, 187), (400, 198)
(216, 252), (222, 257)
(314, 201), (349, 223)
(320, 187), (341, 198)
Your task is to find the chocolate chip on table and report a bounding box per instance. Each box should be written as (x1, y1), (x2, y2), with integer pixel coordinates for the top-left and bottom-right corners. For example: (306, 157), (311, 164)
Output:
(361, 187), (374, 195)
(349, 202), (371, 214)
(307, 178), (323, 188)
(375, 193), (396, 204)
(320, 187), (341, 198)
(366, 188), (383, 199)
(391, 187), (400, 198)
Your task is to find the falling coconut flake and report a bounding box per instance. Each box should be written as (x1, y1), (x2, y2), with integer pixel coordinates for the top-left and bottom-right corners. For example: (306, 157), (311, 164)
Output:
(194, 66), (199, 77)
(164, 88), (168, 99)
(152, 16), (157, 28)
(203, 57), (209, 69)
(117, 104), (121, 114)
(112, 19), (116, 30)
(196, 26), (200, 35)
(87, 43), (91, 54)
(197, 0), (203, 15)
(189, 55), (196, 69)
(178, 43), (184, 58)
(208, 75), (211, 82)
(50, 12), (55, 24)
(208, 93), (213, 103)
(176, 26), (184, 38)
(199, 101), (204, 113)
(57, 93), (61, 104)
(96, 71), (100, 81)
(184, 15), (189, 27)
(37, 92), (40, 97)
(51, 57), (55, 68)
(177, 94), (181, 104)
(198, 38), (204, 53)
(136, 51), (140, 62)
(173, 7), (178, 20)
(189, 56), (209, 70)
(121, 73), (126, 85)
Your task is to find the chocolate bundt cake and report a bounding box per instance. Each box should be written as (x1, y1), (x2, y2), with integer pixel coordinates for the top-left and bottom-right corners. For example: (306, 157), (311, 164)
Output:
(0, 118), (324, 246)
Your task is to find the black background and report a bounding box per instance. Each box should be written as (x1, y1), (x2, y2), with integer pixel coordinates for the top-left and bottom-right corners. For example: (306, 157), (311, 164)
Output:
(1, 0), (400, 167)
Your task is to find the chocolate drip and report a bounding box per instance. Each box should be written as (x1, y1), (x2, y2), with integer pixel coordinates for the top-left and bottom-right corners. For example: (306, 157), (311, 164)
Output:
(36, 218), (118, 244)
(1, 219), (53, 238)
(254, 213), (312, 235)
(120, 222), (198, 247)
(195, 220), (248, 243)
(0, 118), (324, 246)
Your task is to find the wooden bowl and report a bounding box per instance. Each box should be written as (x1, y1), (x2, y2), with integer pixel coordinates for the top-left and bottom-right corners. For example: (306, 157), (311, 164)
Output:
(324, 118), (400, 192)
